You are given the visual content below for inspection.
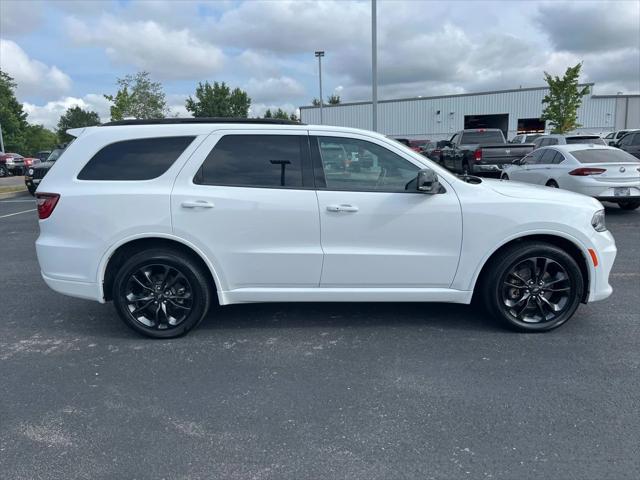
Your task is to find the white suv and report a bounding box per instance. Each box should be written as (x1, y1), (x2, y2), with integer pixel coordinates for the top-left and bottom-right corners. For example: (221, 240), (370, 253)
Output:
(35, 119), (616, 338)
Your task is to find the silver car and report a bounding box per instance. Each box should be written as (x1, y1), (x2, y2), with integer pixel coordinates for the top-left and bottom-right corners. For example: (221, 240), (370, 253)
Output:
(501, 145), (640, 210)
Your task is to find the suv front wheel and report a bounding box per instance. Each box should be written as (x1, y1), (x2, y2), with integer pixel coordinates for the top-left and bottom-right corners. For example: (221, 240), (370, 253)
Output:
(480, 242), (584, 332)
(112, 248), (212, 338)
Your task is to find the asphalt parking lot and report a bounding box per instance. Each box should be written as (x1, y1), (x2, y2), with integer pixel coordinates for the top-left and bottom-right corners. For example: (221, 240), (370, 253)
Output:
(1, 191), (639, 480)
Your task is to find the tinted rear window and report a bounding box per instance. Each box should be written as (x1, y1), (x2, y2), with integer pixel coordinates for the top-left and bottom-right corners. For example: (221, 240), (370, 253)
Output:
(565, 136), (606, 145)
(78, 136), (195, 181)
(572, 149), (640, 164)
(460, 131), (503, 144)
(196, 135), (304, 188)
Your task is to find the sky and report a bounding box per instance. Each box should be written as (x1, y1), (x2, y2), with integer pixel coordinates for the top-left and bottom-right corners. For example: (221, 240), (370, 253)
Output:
(1, 0), (639, 129)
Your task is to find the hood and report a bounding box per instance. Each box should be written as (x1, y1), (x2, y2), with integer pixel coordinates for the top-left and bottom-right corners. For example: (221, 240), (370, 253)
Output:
(483, 178), (601, 206)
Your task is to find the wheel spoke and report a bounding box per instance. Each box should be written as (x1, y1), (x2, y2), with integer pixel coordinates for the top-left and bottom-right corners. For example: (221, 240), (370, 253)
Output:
(543, 276), (568, 287)
(535, 296), (547, 319)
(166, 298), (190, 310)
(539, 295), (563, 312)
(537, 257), (549, 282)
(131, 299), (155, 316)
(509, 271), (529, 284)
(504, 281), (525, 289)
(132, 275), (153, 291)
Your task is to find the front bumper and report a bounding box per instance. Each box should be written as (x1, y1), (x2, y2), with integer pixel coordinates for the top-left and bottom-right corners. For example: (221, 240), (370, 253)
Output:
(587, 230), (616, 303)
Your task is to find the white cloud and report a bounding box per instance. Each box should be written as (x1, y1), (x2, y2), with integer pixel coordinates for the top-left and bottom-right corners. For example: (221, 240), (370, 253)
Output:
(245, 76), (305, 103)
(0, 39), (72, 99)
(23, 94), (111, 129)
(66, 15), (225, 80)
(0, 1), (44, 35)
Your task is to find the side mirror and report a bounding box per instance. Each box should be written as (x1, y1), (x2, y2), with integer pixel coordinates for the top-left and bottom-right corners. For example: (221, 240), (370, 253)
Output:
(416, 169), (441, 194)
(512, 158), (522, 165)
(608, 141), (616, 146)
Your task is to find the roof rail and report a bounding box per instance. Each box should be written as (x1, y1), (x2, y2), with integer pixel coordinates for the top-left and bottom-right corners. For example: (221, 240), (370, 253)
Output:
(101, 117), (305, 126)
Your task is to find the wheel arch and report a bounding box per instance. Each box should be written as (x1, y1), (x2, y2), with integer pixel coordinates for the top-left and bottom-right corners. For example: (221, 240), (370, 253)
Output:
(100, 234), (223, 304)
(471, 233), (591, 303)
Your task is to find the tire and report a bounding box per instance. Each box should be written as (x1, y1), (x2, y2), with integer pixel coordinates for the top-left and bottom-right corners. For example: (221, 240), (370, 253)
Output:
(618, 200), (640, 210)
(112, 248), (212, 338)
(462, 161), (470, 175)
(27, 186), (36, 196)
(546, 180), (559, 188)
(480, 242), (584, 332)
(501, 174), (510, 180)
(0, 166), (7, 177)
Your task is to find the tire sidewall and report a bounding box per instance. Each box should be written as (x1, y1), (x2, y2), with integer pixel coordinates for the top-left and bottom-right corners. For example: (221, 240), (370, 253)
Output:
(485, 244), (584, 332)
(113, 250), (211, 338)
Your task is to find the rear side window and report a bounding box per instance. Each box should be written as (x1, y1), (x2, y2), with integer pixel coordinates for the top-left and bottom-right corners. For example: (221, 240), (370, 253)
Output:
(196, 135), (304, 188)
(539, 149), (558, 164)
(78, 136), (195, 181)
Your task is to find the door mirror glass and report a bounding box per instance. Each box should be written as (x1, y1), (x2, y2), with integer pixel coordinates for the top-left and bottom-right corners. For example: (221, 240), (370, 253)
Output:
(416, 169), (441, 194)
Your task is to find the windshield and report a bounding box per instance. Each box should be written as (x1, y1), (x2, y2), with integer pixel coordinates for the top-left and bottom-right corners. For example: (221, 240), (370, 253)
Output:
(461, 131), (503, 144)
(565, 136), (606, 145)
(47, 149), (64, 162)
(572, 149), (640, 164)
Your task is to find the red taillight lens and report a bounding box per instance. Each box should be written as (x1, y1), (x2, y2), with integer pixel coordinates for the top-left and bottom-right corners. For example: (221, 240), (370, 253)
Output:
(473, 148), (482, 161)
(568, 167), (606, 176)
(36, 193), (60, 219)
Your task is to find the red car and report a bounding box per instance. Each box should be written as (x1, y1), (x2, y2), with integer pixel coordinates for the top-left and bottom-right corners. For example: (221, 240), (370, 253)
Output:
(0, 152), (26, 177)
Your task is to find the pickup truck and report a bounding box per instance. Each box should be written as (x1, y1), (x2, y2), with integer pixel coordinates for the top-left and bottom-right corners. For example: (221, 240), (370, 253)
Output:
(440, 129), (534, 175)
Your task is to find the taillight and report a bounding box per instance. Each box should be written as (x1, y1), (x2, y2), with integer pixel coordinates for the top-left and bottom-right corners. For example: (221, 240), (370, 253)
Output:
(36, 193), (60, 219)
(473, 149), (482, 161)
(568, 167), (606, 176)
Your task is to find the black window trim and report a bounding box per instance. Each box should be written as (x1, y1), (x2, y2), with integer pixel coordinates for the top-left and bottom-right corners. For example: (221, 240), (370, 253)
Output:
(310, 135), (428, 194)
(192, 133), (315, 190)
(76, 135), (198, 182)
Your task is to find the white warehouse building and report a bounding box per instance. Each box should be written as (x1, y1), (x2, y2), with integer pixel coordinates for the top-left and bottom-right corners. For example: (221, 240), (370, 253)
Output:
(299, 84), (640, 141)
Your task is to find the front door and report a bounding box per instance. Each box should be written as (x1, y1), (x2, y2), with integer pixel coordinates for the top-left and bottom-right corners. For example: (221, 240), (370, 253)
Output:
(172, 130), (323, 291)
(310, 132), (463, 288)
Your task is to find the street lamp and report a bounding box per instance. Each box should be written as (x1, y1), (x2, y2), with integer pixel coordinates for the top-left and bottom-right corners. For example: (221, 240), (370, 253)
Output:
(315, 51), (325, 124)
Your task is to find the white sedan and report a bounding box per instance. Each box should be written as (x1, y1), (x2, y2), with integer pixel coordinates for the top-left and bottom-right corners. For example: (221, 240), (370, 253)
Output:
(502, 145), (640, 210)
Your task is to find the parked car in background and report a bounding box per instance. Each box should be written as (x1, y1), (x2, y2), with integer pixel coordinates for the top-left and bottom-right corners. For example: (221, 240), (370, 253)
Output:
(510, 133), (543, 144)
(23, 156), (41, 169)
(35, 150), (52, 161)
(35, 119), (617, 338)
(394, 138), (411, 147)
(0, 152), (26, 176)
(533, 134), (606, 149)
(602, 129), (640, 146)
(24, 146), (66, 195)
(440, 128), (534, 175)
(408, 139), (429, 152)
(420, 140), (450, 164)
(501, 145), (640, 210)
(614, 131), (640, 159)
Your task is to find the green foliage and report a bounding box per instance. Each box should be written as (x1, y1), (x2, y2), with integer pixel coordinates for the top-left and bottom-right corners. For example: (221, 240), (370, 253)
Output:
(0, 70), (28, 152)
(104, 71), (168, 121)
(289, 112), (299, 122)
(185, 81), (251, 118)
(263, 109), (272, 118)
(56, 106), (101, 143)
(22, 124), (58, 156)
(327, 94), (341, 105)
(541, 63), (590, 134)
(311, 98), (320, 107)
(272, 108), (290, 120)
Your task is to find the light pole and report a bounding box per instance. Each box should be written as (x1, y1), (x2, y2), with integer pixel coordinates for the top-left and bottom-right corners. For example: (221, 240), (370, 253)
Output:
(371, 0), (378, 132)
(0, 122), (4, 152)
(315, 50), (325, 124)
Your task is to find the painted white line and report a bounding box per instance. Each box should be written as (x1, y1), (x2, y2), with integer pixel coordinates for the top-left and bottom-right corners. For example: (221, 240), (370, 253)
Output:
(0, 209), (36, 219)
(0, 200), (35, 203)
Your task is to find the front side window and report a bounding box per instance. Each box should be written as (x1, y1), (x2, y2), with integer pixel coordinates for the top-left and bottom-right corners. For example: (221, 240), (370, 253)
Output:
(196, 134), (304, 188)
(523, 150), (544, 165)
(78, 136), (195, 181)
(316, 137), (419, 192)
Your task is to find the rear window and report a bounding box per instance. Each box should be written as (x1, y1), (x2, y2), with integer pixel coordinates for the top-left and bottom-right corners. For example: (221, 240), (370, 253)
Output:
(195, 135), (304, 188)
(525, 134), (542, 142)
(78, 136), (195, 181)
(565, 136), (606, 145)
(572, 149), (640, 164)
(460, 131), (503, 144)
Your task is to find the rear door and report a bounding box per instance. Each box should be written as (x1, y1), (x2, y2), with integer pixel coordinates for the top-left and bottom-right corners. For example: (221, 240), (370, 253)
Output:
(310, 131), (463, 288)
(171, 129), (323, 291)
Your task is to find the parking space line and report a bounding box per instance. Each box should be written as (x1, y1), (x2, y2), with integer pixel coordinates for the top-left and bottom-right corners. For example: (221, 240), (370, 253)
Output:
(0, 200), (35, 203)
(0, 209), (36, 219)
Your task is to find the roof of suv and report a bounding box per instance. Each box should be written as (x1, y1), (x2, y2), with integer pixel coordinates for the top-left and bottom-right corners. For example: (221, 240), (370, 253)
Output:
(101, 118), (304, 126)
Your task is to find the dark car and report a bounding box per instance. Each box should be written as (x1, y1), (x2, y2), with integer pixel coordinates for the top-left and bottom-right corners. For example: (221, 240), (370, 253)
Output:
(615, 131), (640, 159)
(0, 152), (26, 177)
(24, 147), (65, 195)
(420, 140), (450, 164)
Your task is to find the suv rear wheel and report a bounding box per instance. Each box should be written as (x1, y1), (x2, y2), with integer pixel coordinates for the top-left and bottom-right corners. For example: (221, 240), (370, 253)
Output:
(112, 248), (212, 338)
(480, 242), (584, 332)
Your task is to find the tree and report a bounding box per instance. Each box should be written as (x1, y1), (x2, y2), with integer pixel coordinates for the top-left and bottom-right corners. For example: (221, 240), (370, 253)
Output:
(104, 71), (168, 121)
(272, 108), (290, 120)
(327, 94), (341, 105)
(289, 112), (299, 122)
(0, 70), (28, 152)
(23, 125), (58, 156)
(56, 106), (101, 143)
(185, 81), (251, 118)
(311, 98), (321, 107)
(541, 63), (590, 133)
(263, 108), (273, 118)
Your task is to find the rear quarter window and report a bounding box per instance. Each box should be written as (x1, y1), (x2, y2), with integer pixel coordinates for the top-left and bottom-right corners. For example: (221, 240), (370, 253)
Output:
(565, 137), (606, 145)
(78, 136), (195, 181)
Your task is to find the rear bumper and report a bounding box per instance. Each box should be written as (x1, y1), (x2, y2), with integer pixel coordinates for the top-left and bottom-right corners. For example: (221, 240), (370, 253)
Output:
(41, 273), (104, 303)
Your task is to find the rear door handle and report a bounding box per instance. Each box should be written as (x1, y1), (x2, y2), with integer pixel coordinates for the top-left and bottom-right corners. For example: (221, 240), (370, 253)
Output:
(181, 200), (215, 209)
(326, 204), (359, 213)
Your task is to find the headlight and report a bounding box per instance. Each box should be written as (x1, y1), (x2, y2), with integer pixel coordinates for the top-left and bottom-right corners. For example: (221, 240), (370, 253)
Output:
(591, 210), (607, 232)
(6, 158), (14, 165)
(28, 168), (34, 176)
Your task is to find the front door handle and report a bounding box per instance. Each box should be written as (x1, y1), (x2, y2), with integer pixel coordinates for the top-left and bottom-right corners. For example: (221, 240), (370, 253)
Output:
(181, 200), (215, 209)
(326, 204), (359, 213)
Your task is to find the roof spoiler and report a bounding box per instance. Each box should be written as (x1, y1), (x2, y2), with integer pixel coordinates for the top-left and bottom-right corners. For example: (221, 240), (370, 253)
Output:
(66, 128), (86, 138)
